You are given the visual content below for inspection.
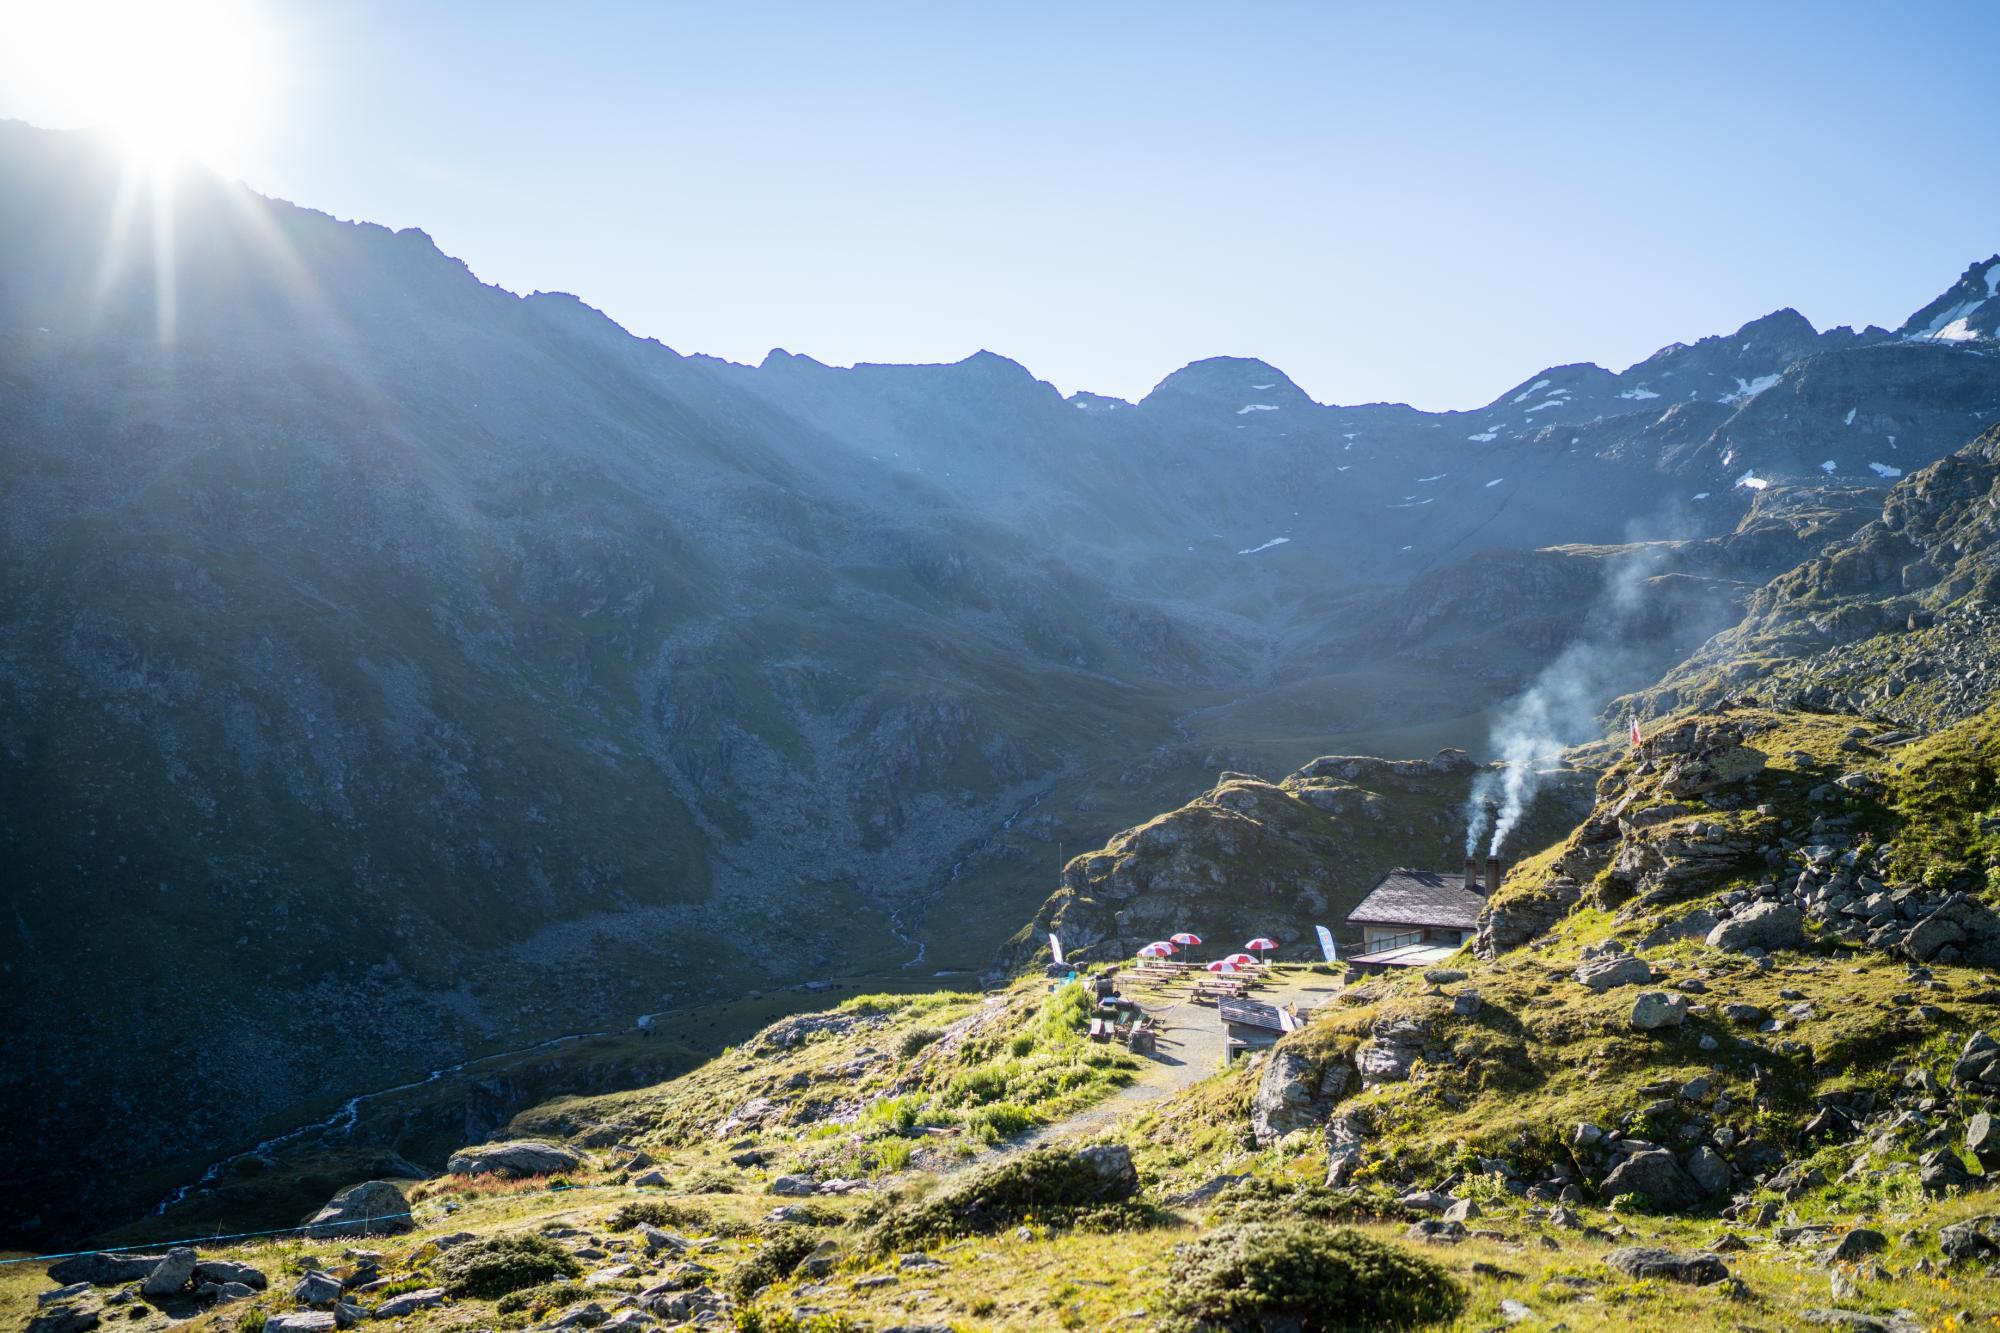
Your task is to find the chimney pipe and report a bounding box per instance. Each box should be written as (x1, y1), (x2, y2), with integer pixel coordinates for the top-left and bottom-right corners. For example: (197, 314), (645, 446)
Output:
(1463, 855), (1480, 891)
(1484, 854), (1503, 896)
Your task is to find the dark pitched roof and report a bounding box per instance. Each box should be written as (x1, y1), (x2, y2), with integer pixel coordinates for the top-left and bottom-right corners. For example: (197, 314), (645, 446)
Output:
(1346, 867), (1484, 931)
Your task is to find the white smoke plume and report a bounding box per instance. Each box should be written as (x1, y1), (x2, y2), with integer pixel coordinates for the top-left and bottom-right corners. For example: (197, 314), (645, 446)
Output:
(1465, 540), (1685, 856)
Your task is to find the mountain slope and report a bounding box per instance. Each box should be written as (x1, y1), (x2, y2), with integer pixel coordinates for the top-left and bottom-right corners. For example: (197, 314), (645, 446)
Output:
(3, 115), (1997, 1245)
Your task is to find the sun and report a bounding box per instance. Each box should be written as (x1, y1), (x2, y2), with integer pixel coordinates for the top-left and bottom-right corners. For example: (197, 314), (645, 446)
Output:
(3, 0), (272, 170)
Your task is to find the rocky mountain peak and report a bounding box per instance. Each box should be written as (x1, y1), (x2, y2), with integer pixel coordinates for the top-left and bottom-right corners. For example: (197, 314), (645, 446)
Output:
(1899, 254), (2000, 342)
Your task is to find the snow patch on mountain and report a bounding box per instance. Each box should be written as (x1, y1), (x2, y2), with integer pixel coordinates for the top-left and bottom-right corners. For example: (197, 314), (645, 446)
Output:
(1237, 537), (1290, 555)
(1512, 379), (1551, 403)
(1468, 430), (1499, 442)
(1736, 471), (1770, 491)
(1722, 373), (1782, 404)
(1237, 404), (1279, 414)
(1619, 386), (1660, 400)
(1870, 462), (1903, 479)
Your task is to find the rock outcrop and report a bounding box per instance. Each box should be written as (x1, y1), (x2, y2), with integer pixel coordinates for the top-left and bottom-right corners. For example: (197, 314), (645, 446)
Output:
(445, 1141), (585, 1179)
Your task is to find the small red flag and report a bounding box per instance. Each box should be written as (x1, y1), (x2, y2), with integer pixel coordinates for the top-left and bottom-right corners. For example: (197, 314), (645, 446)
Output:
(1630, 715), (1643, 748)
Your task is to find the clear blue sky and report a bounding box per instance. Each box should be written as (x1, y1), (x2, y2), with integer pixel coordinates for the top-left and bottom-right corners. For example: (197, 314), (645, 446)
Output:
(5, 1), (1997, 408)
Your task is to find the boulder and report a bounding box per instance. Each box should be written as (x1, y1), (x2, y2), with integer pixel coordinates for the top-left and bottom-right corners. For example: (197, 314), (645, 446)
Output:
(444, 1140), (583, 1179)
(1404, 1218), (1467, 1244)
(140, 1249), (198, 1298)
(1604, 1246), (1728, 1285)
(291, 1272), (345, 1307)
(1073, 1144), (1140, 1200)
(264, 1315), (338, 1333)
(26, 1310), (100, 1333)
(1798, 1311), (1922, 1333)
(1825, 1229), (1886, 1263)
(1249, 1046), (1347, 1146)
(372, 1288), (444, 1318)
(636, 1225), (691, 1254)
(1904, 893), (2000, 966)
(47, 1254), (166, 1288)
(39, 1284), (93, 1306)
(1600, 1149), (1700, 1212)
(1683, 1146), (1730, 1196)
(1629, 991), (1688, 1030)
(768, 1175), (819, 1197)
(1575, 955), (1652, 991)
(630, 1169), (667, 1187)
(305, 1181), (412, 1238)
(196, 1261), (268, 1291)
(1968, 1113), (2000, 1170)
(1938, 1214), (2000, 1262)
(1706, 902), (1804, 953)
(1919, 1147), (1975, 1195)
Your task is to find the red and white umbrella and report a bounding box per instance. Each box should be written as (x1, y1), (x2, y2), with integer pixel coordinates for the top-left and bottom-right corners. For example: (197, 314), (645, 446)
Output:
(1206, 960), (1240, 973)
(1170, 932), (1203, 947)
(1224, 952), (1257, 968)
(1244, 937), (1280, 955)
(1137, 941), (1176, 958)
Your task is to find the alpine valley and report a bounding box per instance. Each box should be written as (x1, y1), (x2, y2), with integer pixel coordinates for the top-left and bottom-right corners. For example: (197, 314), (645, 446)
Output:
(9, 114), (2000, 1332)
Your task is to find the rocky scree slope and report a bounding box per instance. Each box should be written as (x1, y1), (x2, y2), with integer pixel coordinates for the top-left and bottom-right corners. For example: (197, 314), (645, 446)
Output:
(1637, 422), (2000, 730)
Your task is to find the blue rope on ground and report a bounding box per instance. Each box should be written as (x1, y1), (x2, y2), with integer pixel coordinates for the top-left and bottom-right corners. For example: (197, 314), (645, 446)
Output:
(0, 1182), (599, 1268)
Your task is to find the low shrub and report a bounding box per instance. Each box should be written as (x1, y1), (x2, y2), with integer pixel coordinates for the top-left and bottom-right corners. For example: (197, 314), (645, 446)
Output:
(436, 1234), (583, 1299)
(871, 1138), (915, 1173)
(730, 1306), (865, 1332)
(1159, 1222), (1464, 1332)
(1203, 1179), (1404, 1226)
(865, 1144), (1151, 1251)
(607, 1199), (708, 1232)
(723, 1231), (821, 1301)
(898, 1028), (943, 1059)
(494, 1280), (591, 1316)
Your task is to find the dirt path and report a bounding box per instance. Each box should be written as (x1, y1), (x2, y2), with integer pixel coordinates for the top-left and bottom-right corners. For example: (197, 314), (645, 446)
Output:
(1011, 972), (1341, 1152)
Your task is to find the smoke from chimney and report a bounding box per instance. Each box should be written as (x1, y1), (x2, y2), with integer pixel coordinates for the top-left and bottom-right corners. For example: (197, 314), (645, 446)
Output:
(1462, 536), (1713, 858)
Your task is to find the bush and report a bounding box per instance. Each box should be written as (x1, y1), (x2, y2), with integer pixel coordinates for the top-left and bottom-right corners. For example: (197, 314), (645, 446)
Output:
(865, 1145), (1151, 1251)
(607, 1199), (708, 1232)
(1204, 1179), (1403, 1227)
(436, 1234), (583, 1299)
(871, 1138), (915, 1173)
(962, 1101), (1041, 1144)
(723, 1230), (821, 1301)
(898, 1028), (943, 1059)
(731, 1307), (865, 1332)
(1159, 1222), (1464, 1332)
(494, 1281), (592, 1316)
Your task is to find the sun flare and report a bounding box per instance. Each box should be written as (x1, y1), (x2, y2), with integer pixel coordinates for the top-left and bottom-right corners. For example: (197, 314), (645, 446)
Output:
(4, 0), (272, 170)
